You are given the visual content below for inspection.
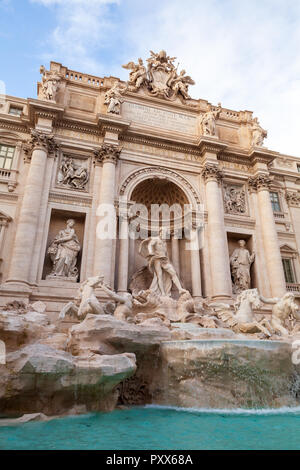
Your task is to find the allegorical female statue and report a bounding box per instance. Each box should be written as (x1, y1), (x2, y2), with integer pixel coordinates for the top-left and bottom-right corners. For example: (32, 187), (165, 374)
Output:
(230, 240), (255, 294)
(47, 219), (81, 281)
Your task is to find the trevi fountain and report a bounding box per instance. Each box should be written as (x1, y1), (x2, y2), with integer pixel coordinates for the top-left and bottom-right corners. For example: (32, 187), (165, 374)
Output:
(0, 50), (300, 450)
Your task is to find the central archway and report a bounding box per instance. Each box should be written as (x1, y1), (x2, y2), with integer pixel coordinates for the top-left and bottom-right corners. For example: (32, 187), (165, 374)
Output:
(117, 166), (202, 298)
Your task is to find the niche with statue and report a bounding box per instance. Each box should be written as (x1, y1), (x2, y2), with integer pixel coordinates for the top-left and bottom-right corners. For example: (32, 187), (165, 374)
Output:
(227, 233), (256, 294)
(43, 209), (86, 282)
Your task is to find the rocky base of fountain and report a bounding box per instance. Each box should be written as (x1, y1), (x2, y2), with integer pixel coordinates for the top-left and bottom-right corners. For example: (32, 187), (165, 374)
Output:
(0, 303), (300, 417)
(152, 335), (300, 409)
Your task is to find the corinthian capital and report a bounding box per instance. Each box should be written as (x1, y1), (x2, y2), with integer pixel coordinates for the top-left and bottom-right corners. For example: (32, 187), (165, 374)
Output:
(24, 130), (58, 159)
(248, 173), (272, 191)
(201, 163), (223, 183)
(94, 143), (122, 165)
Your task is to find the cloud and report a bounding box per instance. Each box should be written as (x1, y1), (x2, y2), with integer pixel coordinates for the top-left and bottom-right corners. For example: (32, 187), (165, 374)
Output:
(0, 0), (12, 10)
(31, 0), (300, 156)
(31, 0), (120, 74)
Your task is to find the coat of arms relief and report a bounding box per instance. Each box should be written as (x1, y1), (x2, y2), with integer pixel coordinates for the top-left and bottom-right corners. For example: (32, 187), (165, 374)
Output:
(104, 50), (195, 113)
(123, 50), (195, 101)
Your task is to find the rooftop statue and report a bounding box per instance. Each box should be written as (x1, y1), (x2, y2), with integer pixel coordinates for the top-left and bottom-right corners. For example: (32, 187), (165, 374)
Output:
(39, 65), (62, 102)
(251, 117), (268, 147)
(121, 50), (195, 102)
(104, 82), (127, 114)
(122, 58), (148, 91)
(200, 104), (222, 136)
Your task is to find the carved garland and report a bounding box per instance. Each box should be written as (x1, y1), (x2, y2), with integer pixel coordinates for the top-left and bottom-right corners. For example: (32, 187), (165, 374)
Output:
(286, 191), (300, 207)
(119, 166), (201, 205)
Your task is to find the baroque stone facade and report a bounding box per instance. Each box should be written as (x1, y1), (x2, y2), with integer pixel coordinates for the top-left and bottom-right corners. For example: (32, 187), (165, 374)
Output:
(0, 52), (299, 317)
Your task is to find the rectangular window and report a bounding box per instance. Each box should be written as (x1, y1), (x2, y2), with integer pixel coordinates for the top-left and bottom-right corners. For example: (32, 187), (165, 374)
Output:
(0, 144), (15, 170)
(9, 106), (23, 116)
(297, 164), (300, 173)
(270, 191), (281, 212)
(282, 258), (296, 284)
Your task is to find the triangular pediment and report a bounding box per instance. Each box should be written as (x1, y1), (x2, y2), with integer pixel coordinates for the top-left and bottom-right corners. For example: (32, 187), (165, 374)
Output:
(280, 243), (298, 254)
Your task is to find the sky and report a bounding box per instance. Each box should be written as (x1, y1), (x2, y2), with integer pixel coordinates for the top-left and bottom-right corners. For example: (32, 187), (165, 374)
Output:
(0, 0), (300, 157)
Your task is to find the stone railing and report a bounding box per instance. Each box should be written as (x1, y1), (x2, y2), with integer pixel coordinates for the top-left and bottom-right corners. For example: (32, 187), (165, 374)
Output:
(274, 212), (285, 219)
(286, 283), (300, 294)
(65, 69), (104, 87)
(0, 168), (18, 191)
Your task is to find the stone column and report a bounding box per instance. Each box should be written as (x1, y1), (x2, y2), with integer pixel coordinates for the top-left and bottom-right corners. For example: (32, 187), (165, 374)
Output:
(190, 242), (202, 298)
(93, 144), (121, 285)
(171, 236), (180, 276)
(202, 164), (232, 299)
(6, 130), (56, 287)
(85, 161), (102, 278)
(117, 204), (129, 293)
(249, 174), (286, 297)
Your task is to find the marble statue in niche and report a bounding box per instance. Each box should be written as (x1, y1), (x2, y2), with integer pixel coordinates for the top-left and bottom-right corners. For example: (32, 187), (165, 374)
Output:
(57, 156), (89, 190)
(224, 185), (246, 214)
(251, 117), (267, 147)
(47, 219), (81, 281)
(39, 65), (62, 101)
(139, 229), (187, 297)
(200, 104), (222, 136)
(230, 240), (255, 294)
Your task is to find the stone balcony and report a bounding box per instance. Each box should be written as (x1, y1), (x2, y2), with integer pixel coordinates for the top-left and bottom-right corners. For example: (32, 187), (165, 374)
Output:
(0, 168), (18, 192)
(286, 283), (300, 295)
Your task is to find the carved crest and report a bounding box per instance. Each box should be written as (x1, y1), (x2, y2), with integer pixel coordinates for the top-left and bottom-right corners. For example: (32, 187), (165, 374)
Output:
(121, 49), (195, 102)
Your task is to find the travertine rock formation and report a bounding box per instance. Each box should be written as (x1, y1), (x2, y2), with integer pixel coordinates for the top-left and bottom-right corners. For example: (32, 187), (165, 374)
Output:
(0, 344), (136, 416)
(67, 313), (171, 357)
(152, 340), (300, 409)
(0, 309), (55, 352)
(0, 308), (137, 416)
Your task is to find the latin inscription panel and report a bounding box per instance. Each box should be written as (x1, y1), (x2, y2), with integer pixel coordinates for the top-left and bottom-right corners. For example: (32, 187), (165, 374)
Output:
(122, 101), (198, 135)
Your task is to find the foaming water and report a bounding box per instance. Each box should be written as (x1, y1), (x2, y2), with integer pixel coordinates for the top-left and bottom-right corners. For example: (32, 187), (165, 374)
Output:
(0, 406), (300, 450)
(146, 404), (300, 416)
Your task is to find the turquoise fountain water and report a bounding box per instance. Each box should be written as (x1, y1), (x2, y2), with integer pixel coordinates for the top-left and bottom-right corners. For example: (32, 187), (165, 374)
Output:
(1, 406), (300, 450)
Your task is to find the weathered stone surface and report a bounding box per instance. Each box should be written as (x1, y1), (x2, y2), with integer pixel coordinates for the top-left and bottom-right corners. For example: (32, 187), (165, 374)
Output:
(152, 339), (300, 409)
(31, 301), (47, 313)
(0, 344), (136, 417)
(171, 324), (239, 341)
(37, 333), (68, 351)
(68, 314), (171, 357)
(67, 314), (171, 408)
(0, 310), (55, 351)
(0, 413), (49, 426)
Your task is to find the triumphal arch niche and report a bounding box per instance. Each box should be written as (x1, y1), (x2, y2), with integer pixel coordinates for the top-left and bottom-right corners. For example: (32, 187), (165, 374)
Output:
(0, 49), (299, 316)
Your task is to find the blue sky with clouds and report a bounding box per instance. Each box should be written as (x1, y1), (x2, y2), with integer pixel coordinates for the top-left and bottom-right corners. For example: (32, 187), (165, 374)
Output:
(1, 0), (300, 157)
